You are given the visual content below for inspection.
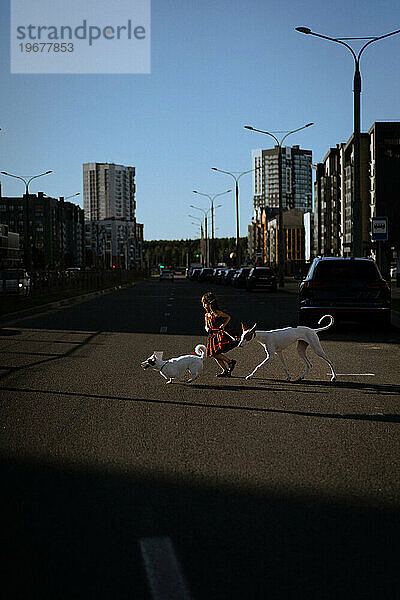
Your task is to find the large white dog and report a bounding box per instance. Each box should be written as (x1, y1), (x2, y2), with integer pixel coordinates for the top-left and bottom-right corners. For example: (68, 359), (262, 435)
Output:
(238, 315), (336, 382)
(140, 344), (207, 384)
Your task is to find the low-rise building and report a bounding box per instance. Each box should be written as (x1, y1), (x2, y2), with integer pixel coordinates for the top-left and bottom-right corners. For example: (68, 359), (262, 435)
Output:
(85, 218), (144, 269)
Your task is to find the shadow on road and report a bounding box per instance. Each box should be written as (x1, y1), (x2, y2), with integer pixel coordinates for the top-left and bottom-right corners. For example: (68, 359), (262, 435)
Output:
(3, 456), (400, 599)
(2, 382), (400, 424)
(0, 330), (102, 383)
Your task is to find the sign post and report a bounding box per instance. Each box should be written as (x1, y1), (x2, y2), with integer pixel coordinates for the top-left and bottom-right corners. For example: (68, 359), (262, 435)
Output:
(371, 217), (388, 277)
(371, 217), (388, 241)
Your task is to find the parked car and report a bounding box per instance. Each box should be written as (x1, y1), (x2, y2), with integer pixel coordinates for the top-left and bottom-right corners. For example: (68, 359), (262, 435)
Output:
(246, 267), (277, 292)
(189, 268), (201, 281)
(0, 268), (31, 296)
(159, 269), (174, 281)
(298, 257), (391, 326)
(210, 268), (223, 283)
(232, 267), (250, 288)
(221, 269), (238, 285)
(198, 268), (214, 282)
(186, 263), (202, 279)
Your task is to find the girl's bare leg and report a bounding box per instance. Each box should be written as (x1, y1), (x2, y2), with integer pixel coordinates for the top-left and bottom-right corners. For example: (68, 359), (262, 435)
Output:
(215, 357), (228, 372)
(219, 353), (235, 369)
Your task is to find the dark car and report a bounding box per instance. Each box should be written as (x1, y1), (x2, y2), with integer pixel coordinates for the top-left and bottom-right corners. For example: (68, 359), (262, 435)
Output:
(198, 268), (214, 282)
(0, 268), (31, 296)
(221, 269), (237, 285)
(298, 257), (391, 326)
(189, 268), (201, 281)
(213, 268), (227, 284)
(159, 269), (174, 281)
(232, 267), (250, 288)
(246, 267), (277, 292)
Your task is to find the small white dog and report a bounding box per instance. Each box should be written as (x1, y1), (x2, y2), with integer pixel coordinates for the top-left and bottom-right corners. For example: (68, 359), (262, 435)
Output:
(140, 344), (207, 384)
(238, 315), (336, 382)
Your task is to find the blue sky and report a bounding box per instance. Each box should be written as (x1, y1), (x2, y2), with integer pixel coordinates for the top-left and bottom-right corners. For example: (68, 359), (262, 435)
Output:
(1, 0), (399, 240)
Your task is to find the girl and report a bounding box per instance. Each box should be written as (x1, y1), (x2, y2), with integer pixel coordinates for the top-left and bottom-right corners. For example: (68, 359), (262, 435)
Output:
(201, 292), (238, 377)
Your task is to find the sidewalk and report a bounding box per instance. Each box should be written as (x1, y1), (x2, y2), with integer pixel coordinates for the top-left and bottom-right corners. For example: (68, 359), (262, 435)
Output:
(282, 277), (400, 328)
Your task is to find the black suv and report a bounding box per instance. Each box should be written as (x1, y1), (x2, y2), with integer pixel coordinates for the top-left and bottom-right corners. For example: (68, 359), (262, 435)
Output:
(299, 257), (391, 326)
(232, 267), (250, 288)
(246, 267), (277, 292)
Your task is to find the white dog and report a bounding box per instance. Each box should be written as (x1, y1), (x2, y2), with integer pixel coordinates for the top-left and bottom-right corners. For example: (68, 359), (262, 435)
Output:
(140, 344), (207, 384)
(238, 315), (336, 382)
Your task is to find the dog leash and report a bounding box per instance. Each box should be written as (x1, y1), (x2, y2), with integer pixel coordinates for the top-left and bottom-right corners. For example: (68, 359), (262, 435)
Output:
(208, 328), (237, 342)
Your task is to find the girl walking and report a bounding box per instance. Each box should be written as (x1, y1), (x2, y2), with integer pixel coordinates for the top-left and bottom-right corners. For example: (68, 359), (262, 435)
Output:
(201, 292), (239, 377)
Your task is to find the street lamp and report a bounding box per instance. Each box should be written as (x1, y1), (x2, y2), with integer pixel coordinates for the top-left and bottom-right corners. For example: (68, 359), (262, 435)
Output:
(189, 214), (204, 237)
(190, 205), (210, 266)
(244, 122), (314, 287)
(295, 26), (400, 257)
(1, 170), (52, 195)
(192, 189), (231, 266)
(211, 167), (255, 267)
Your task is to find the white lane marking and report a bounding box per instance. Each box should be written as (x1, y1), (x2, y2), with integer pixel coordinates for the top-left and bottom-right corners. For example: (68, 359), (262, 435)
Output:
(160, 325), (168, 333)
(139, 537), (193, 600)
(333, 373), (375, 376)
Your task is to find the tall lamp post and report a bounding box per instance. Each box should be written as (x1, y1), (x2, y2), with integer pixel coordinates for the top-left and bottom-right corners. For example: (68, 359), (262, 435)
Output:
(244, 123), (314, 287)
(211, 168), (255, 267)
(190, 205), (210, 266)
(295, 26), (400, 257)
(1, 170), (52, 195)
(192, 189), (231, 266)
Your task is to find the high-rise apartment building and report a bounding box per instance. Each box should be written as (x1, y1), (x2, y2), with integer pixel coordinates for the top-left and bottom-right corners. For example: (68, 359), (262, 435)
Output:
(252, 145), (312, 212)
(369, 121), (400, 275)
(83, 163), (136, 221)
(313, 122), (400, 276)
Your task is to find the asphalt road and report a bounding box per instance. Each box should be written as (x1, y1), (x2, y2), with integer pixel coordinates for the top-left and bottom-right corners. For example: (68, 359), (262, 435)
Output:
(2, 276), (400, 599)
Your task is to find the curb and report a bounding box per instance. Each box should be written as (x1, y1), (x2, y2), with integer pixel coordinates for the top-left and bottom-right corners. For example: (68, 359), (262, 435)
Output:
(0, 282), (135, 326)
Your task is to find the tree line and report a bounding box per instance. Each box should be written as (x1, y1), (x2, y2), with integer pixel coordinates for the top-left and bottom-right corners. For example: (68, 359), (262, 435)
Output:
(144, 237), (248, 268)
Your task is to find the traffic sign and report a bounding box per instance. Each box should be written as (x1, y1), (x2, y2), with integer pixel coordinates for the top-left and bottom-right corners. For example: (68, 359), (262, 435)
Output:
(371, 217), (388, 241)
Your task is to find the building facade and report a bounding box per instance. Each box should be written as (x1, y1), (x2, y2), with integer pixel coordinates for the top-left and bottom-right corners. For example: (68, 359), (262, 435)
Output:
(83, 163), (136, 221)
(314, 122), (399, 276)
(368, 121), (400, 276)
(266, 209), (306, 273)
(85, 219), (144, 270)
(0, 192), (85, 269)
(83, 162), (144, 269)
(252, 145), (312, 212)
(0, 224), (20, 268)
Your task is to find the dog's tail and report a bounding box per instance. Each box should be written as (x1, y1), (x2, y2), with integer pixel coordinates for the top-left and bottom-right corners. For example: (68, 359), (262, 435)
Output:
(314, 314), (334, 332)
(194, 344), (207, 358)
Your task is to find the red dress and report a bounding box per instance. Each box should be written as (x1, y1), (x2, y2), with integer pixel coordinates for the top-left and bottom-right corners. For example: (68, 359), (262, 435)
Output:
(205, 312), (238, 357)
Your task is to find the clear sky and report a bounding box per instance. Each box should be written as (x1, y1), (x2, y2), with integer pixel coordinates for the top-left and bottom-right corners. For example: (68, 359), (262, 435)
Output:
(1, 0), (399, 240)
